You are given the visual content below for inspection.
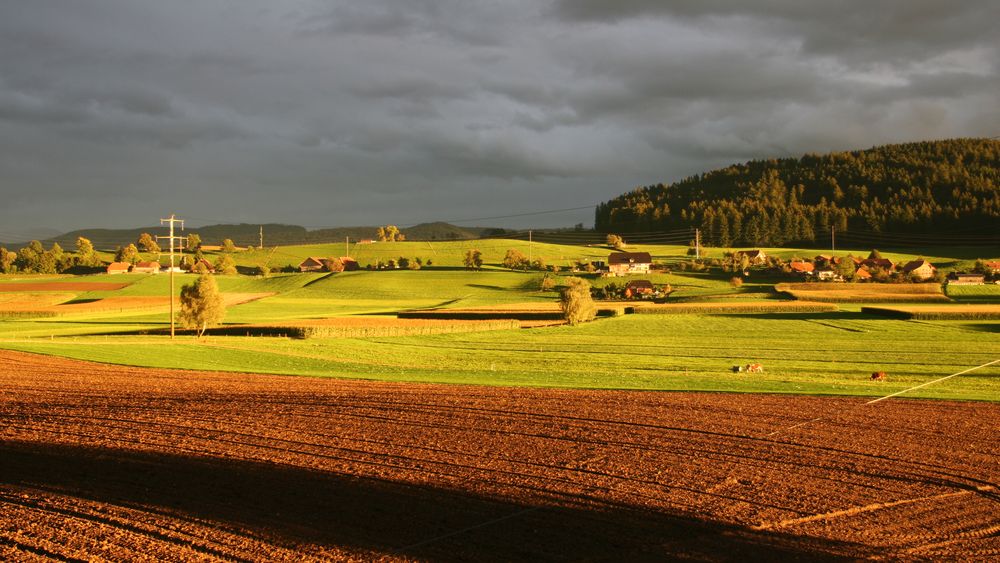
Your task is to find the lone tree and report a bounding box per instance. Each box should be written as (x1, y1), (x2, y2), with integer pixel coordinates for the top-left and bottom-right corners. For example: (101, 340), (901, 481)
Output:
(178, 274), (225, 337)
(606, 233), (624, 250)
(502, 248), (529, 270)
(221, 238), (237, 253)
(114, 243), (140, 265)
(560, 277), (596, 325)
(137, 232), (161, 254)
(186, 233), (202, 251)
(75, 236), (101, 267)
(377, 225), (404, 242)
(214, 254), (237, 275)
(463, 249), (483, 270)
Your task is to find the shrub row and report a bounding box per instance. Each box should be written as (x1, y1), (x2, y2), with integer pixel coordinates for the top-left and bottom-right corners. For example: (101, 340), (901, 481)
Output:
(209, 320), (522, 339)
(635, 302), (837, 315)
(861, 306), (1000, 320)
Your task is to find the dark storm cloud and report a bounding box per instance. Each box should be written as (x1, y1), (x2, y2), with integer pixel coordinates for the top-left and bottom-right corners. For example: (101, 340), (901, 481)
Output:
(0, 0), (995, 236)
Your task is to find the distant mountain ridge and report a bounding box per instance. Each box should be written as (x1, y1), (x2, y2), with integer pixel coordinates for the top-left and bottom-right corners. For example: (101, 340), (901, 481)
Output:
(596, 138), (1000, 247)
(21, 222), (489, 251)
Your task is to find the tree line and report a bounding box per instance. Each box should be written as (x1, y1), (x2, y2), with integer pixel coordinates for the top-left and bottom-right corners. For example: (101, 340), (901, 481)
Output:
(595, 138), (1000, 247)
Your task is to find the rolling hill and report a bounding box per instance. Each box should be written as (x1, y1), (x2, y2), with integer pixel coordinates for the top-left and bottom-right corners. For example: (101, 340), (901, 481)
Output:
(596, 138), (1000, 247)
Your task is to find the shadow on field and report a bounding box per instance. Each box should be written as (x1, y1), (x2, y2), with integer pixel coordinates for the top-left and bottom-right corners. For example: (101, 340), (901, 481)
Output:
(0, 440), (869, 561)
(964, 322), (1000, 333)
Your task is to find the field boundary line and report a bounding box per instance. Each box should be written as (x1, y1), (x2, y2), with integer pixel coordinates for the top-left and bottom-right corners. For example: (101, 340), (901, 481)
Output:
(764, 358), (1000, 438)
(753, 489), (978, 531)
(865, 359), (1000, 404)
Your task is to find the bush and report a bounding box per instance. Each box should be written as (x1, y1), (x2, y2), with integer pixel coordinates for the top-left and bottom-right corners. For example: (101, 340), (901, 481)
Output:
(560, 277), (597, 325)
(730, 277), (743, 288)
(540, 274), (557, 292)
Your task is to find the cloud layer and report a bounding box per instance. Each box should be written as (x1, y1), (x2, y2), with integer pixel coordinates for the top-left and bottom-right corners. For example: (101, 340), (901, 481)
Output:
(0, 0), (996, 235)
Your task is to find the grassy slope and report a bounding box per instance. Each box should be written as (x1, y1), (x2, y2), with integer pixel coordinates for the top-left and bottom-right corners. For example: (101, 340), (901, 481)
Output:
(1, 239), (998, 401)
(3, 313), (997, 400)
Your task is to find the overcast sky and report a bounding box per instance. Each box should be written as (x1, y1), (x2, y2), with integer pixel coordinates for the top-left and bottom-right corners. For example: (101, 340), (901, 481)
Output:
(0, 0), (997, 237)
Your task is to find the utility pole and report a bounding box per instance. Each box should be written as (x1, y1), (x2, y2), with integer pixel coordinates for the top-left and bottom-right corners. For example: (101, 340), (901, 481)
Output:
(345, 236), (349, 258)
(157, 214), (185, 339)
(259, 226), (263, 250)
(528, 230), (532, 265)
(831, 226), (836, 252)
(695, 228), (701, 259)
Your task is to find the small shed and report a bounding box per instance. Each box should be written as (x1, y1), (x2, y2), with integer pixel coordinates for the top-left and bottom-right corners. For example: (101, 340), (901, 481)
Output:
(947, 273), (984, 285)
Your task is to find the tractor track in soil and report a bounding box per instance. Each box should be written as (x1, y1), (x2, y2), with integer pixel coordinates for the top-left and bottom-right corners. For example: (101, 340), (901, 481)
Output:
(1, 349), (998, 561)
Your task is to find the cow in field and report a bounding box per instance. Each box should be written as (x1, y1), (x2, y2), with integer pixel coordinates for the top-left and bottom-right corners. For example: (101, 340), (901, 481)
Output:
(871, 371), (887, 381)
(745, 363), (764, 373)
(731, 365), (744, 373)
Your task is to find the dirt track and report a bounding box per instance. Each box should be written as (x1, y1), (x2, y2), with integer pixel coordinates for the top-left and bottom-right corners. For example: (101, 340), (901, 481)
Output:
(1, 350), (998, 561)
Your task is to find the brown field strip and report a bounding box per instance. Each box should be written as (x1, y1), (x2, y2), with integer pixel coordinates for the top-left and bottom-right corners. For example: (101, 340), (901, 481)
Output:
(0, 293), (273, 316)
(1, 350), (998, 561)
(0, 282), (131, 292)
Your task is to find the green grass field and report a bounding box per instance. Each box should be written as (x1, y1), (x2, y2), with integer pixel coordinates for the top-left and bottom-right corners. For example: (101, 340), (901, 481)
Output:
(1, 239), (998, 401)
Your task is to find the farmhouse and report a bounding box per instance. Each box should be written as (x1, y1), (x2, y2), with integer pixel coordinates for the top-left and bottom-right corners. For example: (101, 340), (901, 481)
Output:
(947, 273), (985, 285)
(337, 257), (360, 271)
(859, 258), (895, 271)
(735, 249), (767, 265)
(789, 261), (815, 276)
(106, 262), (131, 274)
(132, 261), (161, 274)
(901, 259), (936, 281)
(624, 279), (655, 298)
(816, 270), (843, 282)
(985, 261), (1000, 274)
(854, 267), (872, 281)
(298, 257), (326, 272)
(608, 252), (652, 276)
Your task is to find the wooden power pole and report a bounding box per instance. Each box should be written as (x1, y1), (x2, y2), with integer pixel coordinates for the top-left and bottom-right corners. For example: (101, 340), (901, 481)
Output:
(157, 214), (185, 339)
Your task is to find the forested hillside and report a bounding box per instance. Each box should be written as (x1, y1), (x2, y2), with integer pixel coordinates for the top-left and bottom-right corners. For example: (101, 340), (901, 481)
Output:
(596, 139), (1000, 247)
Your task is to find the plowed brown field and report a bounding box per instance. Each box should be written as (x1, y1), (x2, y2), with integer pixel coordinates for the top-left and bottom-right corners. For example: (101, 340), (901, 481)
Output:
(1, 350), (997, 561)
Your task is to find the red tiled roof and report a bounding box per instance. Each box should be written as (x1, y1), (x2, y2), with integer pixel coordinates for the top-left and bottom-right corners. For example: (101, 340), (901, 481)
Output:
(789, 261), (814, 273)
(608, 252), (652, 265)
(106, 262), (130, 272)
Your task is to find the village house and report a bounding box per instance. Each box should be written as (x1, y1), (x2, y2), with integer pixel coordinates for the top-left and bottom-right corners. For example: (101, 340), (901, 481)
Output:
(901, 259), (936, 281)
(735, 249), (767, 265)
(854, 267), (872, 281)
(789, 261), (815, 277)
(335, 257), (360, 271)
(607, 252), (652, 276)
(859, 257), (895, 271)
(985, 261), (1000, 274)
(298, 257), (326, 272)
(131, 261), (161, 274)
(815, 270), (843, 282)
(624, 279), (655, 298)
(947, 273), (985, 285)
(106, 262), (131, 274)
(194, 258), (216, 274)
